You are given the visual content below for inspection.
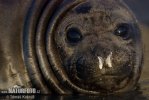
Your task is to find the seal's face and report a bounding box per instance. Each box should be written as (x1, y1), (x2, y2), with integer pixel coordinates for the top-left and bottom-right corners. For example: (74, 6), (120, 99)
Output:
(54, 0), (141, 92)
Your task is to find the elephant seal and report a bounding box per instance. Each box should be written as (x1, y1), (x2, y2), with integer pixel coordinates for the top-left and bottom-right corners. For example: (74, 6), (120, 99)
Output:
(0, 0), (143, 95)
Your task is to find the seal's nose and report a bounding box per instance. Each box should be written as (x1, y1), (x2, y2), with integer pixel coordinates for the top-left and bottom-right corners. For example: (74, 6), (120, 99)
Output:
(75, 52), (113, 80)
(98, 52), (113, 69)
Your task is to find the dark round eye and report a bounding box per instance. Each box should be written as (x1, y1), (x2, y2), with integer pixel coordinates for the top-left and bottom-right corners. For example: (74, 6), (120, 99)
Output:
(66, 27), (83, 43)
(114, 23), (130, 40)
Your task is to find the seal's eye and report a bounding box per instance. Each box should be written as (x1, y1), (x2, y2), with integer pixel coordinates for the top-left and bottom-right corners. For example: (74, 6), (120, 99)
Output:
(114, 23), (130, 40)
(66, 28), (82, 43)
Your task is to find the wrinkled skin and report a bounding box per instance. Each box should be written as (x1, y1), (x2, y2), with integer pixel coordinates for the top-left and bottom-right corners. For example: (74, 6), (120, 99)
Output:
(55, 0), (141, 92)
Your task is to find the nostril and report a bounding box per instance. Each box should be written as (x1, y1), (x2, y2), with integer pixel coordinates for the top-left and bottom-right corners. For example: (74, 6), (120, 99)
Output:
(105, 52), (113, 68)
(98, 56), (103, 69)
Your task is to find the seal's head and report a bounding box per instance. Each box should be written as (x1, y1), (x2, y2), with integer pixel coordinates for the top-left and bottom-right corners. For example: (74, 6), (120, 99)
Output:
(54, 0), (143, 93)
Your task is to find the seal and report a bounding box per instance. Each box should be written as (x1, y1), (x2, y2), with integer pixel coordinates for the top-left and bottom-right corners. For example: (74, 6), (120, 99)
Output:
(0, 0), (143, 95)
(53, 0), (143, 94)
